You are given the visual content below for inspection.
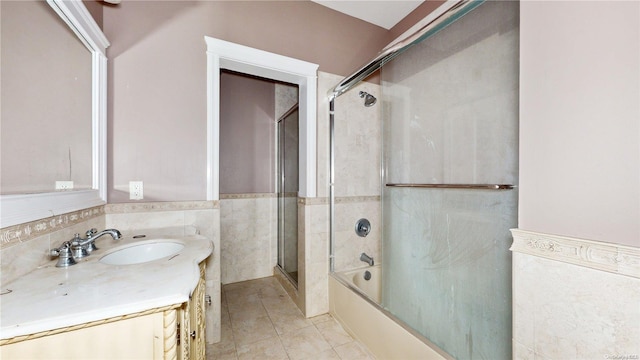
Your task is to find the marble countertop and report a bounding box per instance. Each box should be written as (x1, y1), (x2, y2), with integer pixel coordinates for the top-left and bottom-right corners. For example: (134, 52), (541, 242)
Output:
(0, 234), (213, 340)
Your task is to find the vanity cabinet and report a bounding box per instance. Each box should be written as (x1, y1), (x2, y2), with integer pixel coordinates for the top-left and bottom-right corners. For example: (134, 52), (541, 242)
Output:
(0, 312), (167, 359)
(1, 263), (207, 360)
(178, 262), (207, 360)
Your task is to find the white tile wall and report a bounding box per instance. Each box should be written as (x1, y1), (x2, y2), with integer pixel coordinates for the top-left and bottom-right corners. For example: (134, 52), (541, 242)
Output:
(219, 195), (277, 284)
(512, 230), (640, 359)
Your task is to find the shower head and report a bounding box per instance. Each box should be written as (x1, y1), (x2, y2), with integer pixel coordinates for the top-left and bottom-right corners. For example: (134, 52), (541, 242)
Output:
(359, 91), (377, 107)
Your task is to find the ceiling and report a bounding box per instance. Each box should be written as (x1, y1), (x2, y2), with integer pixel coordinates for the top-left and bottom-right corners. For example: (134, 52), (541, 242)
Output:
(311, 1), (424, 30)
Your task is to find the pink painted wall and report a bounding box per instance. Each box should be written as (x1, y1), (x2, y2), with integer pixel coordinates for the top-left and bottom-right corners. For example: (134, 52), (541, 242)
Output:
(103, 1), (391, 202)
(82, 0), (102, 29)
(389, 0), (445, 40)
(519, 1), (640, 247)
(219, 72), (275, 194)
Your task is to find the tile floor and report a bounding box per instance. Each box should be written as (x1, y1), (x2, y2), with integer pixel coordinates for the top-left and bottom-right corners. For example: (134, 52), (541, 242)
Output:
(207, 276), (375, 360)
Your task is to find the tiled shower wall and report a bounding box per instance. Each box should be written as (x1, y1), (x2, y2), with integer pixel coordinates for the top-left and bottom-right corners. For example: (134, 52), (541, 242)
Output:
(322, 72), (382, 273)
(297, 72), (382, 318)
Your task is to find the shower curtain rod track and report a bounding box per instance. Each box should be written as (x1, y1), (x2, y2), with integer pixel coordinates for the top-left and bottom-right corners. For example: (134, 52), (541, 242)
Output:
(328, 0), (484, 99)
(386, 183), (514, 190)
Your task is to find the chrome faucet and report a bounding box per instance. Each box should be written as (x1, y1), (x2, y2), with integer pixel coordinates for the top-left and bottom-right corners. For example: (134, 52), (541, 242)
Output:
(360, 252), (374, 266)
(52, 228), (122, 266)
(70, 228), (122, 259)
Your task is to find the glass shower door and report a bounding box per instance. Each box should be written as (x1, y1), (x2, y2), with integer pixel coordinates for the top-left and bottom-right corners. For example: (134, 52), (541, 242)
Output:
(277, 105), (299, 286)
(380, 1), (519, 359)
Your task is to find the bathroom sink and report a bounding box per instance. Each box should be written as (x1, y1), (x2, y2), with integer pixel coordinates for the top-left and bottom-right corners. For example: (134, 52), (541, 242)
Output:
(99, 240), (184, 265)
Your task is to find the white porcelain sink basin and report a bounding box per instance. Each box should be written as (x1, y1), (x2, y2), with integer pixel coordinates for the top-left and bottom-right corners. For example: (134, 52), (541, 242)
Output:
(99, 240), (184, 265)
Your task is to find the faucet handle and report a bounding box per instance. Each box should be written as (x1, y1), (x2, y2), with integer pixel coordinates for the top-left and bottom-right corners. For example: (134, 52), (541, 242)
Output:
(51, 241), (71, 255)
(51, 241), (77, 267)
(83, 229), (100, 253)
(86, 228), (98, 237)
(70, 235), (89, 259)
(70, 233), (83, 247)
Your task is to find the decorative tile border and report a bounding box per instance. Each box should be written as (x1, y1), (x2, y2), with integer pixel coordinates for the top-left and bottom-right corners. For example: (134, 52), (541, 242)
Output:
(299, 195), (380, 206)
(1, 206), (105, 249)
(220, 193), (278, 200)
(105, 200), (219, 213)
(510, 229), (640, 279)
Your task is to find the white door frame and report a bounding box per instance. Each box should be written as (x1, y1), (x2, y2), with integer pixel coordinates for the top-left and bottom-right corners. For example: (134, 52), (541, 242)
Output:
(205, 37), (318, 200)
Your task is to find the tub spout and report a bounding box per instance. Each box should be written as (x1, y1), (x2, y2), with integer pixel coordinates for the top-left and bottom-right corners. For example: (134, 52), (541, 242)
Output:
(360, 252), (374, 266)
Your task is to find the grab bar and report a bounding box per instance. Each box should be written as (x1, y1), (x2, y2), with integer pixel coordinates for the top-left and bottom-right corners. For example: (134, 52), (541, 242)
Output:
(386, 183), (514, 190)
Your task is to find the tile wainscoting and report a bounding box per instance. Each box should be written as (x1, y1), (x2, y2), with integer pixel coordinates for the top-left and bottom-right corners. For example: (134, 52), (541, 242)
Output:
(1, 206), (106, 285)
(298, 196), (380, 318)
(219, 193), (278, 285)
(511, 229), (640, 359)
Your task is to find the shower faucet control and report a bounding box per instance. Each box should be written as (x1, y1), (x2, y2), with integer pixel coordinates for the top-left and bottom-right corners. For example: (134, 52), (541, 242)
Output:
(355, 218), (371, 237)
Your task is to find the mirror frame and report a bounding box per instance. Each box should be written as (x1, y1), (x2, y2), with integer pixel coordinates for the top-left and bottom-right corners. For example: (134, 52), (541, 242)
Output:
(0, 0), (109, 228)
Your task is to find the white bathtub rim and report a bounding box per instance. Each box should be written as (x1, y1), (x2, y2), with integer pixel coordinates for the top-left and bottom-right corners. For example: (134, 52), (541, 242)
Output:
(329, 271), (454, 360)
(334, 265), (381, 303)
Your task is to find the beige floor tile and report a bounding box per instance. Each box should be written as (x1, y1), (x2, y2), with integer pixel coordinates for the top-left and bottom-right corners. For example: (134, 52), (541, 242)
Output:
(227, 291), (265, 314)
(269, 309), (313, 335)
(207, 347), (237, 360)
(309, 314), (333, 324)
(236, 336), (289, 360)
(221, 296), (232, 326)
(221, 307), (232, 327)
(315, 319), (353, 348)
(229, 301), (269, 324)
(224, 287), (260, 305)
(226, 291), (263, 311)
(209, 322), (236, 355)
(262, 294), (302, 316)
(257, 280), (288, 299)
(221, 288), (229, 308)
(333, 341), (375, 360)
(300, 348), (342, 360)
(207, 323), (236, 354)
(231, 315), (278, 346)
(280, 325), (333, 360)
(220, 277), (375, 360)
(224, 276), (280, 297)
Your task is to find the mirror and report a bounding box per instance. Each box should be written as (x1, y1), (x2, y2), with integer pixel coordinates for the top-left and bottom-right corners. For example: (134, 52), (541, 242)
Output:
(0, 0), (109, 228)
(1, 0), (92, 194)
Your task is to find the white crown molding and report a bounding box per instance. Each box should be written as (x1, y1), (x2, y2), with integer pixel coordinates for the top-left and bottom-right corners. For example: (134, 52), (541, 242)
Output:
(46, 0), (109, 54)
(510, 229), (640, 279)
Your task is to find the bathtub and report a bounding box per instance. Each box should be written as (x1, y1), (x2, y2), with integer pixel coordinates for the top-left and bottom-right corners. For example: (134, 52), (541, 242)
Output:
(329, 266), (452, 360)
(334, 265), (382, 303)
